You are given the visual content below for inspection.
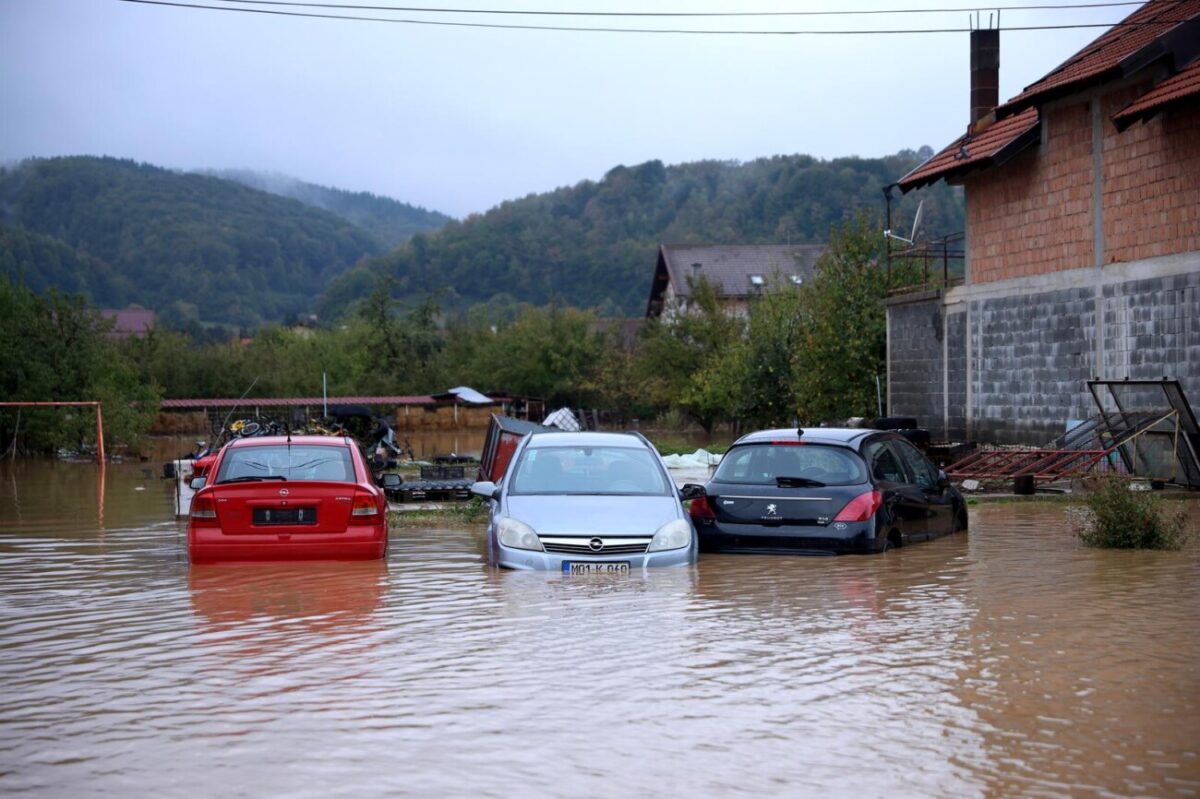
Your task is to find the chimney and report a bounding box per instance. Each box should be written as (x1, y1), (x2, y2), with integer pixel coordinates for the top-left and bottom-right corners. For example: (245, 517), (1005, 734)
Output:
(970, 28), (1000, 124)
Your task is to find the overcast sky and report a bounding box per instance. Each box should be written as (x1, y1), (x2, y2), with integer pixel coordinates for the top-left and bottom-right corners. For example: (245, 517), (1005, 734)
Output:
(1, 0), (1136, 218)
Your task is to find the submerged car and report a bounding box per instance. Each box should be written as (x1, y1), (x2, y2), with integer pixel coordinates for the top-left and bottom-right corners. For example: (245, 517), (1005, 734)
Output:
(471, 431), (697, 572)
(188, 435), (388, 563)
(686, 427), (967, 555)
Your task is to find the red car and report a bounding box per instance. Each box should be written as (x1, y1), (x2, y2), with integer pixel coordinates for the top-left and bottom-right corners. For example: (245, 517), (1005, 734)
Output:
(188, 435), (388, 563)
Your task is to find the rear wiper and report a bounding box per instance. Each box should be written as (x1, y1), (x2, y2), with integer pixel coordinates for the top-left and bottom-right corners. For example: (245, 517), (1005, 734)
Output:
(776, 476), (826, 488)
(219, 475), (288, 484)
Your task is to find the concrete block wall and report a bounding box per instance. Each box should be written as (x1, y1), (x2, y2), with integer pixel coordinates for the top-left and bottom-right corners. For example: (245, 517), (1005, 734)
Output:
(887, 259), (1200, 446)
(887, 296), (946, 438)
(968, 287), (1098, 445)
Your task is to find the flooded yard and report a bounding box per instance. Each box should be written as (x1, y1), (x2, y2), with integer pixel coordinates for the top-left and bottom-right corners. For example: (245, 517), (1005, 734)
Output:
(1, 454), (1198, 797)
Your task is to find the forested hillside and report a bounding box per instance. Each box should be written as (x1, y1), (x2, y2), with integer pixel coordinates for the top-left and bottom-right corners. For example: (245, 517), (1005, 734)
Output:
(320, 149), (961, 318)
(0, 157), (384, 329)
(0, 221), (134, 307)
(204, 169), (451, 248)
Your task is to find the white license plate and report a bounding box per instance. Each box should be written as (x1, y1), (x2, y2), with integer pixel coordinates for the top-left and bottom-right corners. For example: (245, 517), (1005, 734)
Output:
(564, 561), (630, 575)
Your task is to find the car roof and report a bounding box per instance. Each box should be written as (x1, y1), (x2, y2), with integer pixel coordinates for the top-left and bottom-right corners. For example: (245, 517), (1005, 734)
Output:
(226, 435), (353, 448)
(526, 431), (650, 449)
(732, 427), (877, 447)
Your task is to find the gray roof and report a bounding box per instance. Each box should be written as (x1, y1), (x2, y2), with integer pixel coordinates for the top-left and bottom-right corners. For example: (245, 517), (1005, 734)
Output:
(735, 427), (875, 446)
(527, 431), (650, 449)
(661, 244), (825, 299)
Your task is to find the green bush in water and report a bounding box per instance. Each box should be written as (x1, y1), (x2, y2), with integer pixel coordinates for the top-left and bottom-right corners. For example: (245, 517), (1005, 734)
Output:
(1077, 475), (1188, 550)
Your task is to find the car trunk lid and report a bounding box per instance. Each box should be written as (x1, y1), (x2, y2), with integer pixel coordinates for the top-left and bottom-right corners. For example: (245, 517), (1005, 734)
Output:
(210, 481), (355, 534)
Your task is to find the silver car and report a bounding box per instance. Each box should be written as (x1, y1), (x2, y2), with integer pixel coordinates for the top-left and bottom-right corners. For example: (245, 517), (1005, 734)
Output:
(471, 431), (698, 572)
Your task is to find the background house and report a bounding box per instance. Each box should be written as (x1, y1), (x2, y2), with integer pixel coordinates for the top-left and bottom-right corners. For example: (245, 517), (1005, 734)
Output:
(645, 244), (825, 318)
(887, 0), (1200, 445)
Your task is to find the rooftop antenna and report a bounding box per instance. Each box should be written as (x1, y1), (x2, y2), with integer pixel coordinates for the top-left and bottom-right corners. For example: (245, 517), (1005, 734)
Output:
(884, 199), (924, 246)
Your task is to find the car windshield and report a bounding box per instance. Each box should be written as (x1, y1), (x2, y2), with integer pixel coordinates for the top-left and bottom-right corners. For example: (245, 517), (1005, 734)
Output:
(215, 444), (355, 483)
(509, 445), (670, 496)
(712, 443), (867, 486)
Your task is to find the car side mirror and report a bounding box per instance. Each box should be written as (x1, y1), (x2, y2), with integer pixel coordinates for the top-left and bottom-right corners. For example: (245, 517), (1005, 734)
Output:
(189, 476), (207, 490)
(471, 480), (501, 500)
(679, 483), (706, 501)
(937, 470), (950, 490)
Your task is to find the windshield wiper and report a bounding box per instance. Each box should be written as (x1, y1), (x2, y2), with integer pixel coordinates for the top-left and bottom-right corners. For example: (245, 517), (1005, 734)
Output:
(219, 475), (288, 484)
(776, 476), (826, 488)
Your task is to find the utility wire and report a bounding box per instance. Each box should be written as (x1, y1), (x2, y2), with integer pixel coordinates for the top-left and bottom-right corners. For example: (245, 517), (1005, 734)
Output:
(210, 0), (1154, 17)
(118, 0), (1189, 34)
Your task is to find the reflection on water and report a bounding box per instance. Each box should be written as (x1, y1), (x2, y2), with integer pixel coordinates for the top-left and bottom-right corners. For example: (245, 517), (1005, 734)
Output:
(1, 456), (1198, 797)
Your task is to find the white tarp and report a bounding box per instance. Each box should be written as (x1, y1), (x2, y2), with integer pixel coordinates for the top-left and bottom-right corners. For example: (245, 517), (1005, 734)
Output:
(660, 449), (722, 468)
(446, 386), (493, 405)
(542, 407), (582, 431)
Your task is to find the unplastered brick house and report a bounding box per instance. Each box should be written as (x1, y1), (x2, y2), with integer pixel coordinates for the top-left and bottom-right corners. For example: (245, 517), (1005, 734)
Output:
(888, 0), (1200, 444)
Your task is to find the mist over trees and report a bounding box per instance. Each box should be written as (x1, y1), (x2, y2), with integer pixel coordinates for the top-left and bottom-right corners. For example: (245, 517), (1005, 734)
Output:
(0, 157), (385, 330)
(202, 169), (451, 248)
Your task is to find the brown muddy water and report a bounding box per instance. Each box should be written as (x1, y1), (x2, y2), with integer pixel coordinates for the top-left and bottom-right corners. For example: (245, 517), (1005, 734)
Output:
(1, 453), (1199, 798)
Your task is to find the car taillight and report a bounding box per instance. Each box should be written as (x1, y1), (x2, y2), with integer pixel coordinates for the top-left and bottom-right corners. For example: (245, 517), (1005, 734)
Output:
(352, 492), (381, 519)
(688, 495), (716, 522)
(833, 489), (883, 523)
(190, 495), (219, 526)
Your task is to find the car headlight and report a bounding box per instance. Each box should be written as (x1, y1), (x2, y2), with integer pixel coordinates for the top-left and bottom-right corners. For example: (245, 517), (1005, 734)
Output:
(497, 517), (542, 551)
(647, 518), (692, 552)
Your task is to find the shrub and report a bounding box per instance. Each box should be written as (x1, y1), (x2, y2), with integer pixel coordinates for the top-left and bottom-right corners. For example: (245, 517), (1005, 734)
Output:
(1076, 476), (1188, 550)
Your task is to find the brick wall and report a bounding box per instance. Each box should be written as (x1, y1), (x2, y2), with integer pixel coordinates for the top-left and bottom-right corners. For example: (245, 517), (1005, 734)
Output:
(1102, 99), (1200, 264)
(965, 101), (1095, 284)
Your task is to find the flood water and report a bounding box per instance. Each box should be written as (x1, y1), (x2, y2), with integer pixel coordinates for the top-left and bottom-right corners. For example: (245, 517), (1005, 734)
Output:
(2, 451), (1198, 798)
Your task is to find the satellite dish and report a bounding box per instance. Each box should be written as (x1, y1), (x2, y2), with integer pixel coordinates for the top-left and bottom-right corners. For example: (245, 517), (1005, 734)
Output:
(884, 199), (925, 246)
(909, 199), (925, 243)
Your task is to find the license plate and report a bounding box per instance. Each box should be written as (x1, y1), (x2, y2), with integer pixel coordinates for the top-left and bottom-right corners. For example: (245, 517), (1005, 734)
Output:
(564, 561), (630, 575)
(252, 507), (317, 525)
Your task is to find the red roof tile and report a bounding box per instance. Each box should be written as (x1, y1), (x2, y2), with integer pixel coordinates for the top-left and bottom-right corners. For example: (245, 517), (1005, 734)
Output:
(897, 108), (1040, 191)
(1000, 0), (1200, 116)
(1113, 57), (1200, 128)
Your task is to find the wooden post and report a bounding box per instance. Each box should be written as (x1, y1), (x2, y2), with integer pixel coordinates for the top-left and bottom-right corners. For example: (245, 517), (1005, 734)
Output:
(95, 403), (105, 464)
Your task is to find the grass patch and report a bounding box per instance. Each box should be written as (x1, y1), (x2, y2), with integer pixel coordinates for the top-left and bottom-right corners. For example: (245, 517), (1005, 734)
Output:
(1073, 476), (1189, 550)
(388, 498), (488, 528)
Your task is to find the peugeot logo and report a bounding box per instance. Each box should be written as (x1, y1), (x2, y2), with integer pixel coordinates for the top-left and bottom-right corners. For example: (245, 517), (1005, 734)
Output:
(279, 488), (289, 497)
(766, 503), (777, 515)
(588, 537), (604, 552)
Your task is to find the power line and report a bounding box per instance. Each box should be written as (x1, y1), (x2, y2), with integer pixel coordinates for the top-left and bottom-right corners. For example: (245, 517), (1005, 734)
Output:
(118, 0), (1188, 34)
(209, 0), (1153, 18)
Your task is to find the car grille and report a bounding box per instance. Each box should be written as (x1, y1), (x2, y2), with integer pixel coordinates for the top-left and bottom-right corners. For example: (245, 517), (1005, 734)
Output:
(539, 537), (652, 555)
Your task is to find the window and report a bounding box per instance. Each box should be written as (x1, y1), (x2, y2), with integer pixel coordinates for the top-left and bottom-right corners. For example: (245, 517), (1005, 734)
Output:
(892, 439), (940, 490)
(217, 445), (355, 483)
(712, 444), (866, 486)
(509, 446), (670, 495)
(864, 440), (908, 485)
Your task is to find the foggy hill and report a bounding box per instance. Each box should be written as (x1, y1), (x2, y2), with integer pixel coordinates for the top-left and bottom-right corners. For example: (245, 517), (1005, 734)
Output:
(319, 148), (961, 319)
(0, 156), (384, 330)
(202, 169), (451, 248)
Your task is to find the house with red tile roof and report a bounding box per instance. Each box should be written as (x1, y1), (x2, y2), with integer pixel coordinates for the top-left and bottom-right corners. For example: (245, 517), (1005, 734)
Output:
(886, 0), (1200, 445)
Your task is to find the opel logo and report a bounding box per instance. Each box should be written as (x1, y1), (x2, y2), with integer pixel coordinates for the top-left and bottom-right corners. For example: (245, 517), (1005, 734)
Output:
(279, 488), (289, 497)
(588, 537), (604, 552)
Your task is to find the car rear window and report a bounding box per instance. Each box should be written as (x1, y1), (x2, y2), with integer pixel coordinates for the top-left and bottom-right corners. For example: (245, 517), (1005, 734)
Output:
(216, 444), (355, 483)
(509, 446), (670, 495)
(712, 444), (866, 486)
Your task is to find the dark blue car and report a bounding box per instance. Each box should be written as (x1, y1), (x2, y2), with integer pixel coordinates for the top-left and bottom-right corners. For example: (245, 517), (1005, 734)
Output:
(684, 427), (967, 555)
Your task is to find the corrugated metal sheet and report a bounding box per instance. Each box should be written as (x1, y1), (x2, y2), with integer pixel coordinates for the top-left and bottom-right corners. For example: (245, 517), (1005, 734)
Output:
(160, 396), (435, 409)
